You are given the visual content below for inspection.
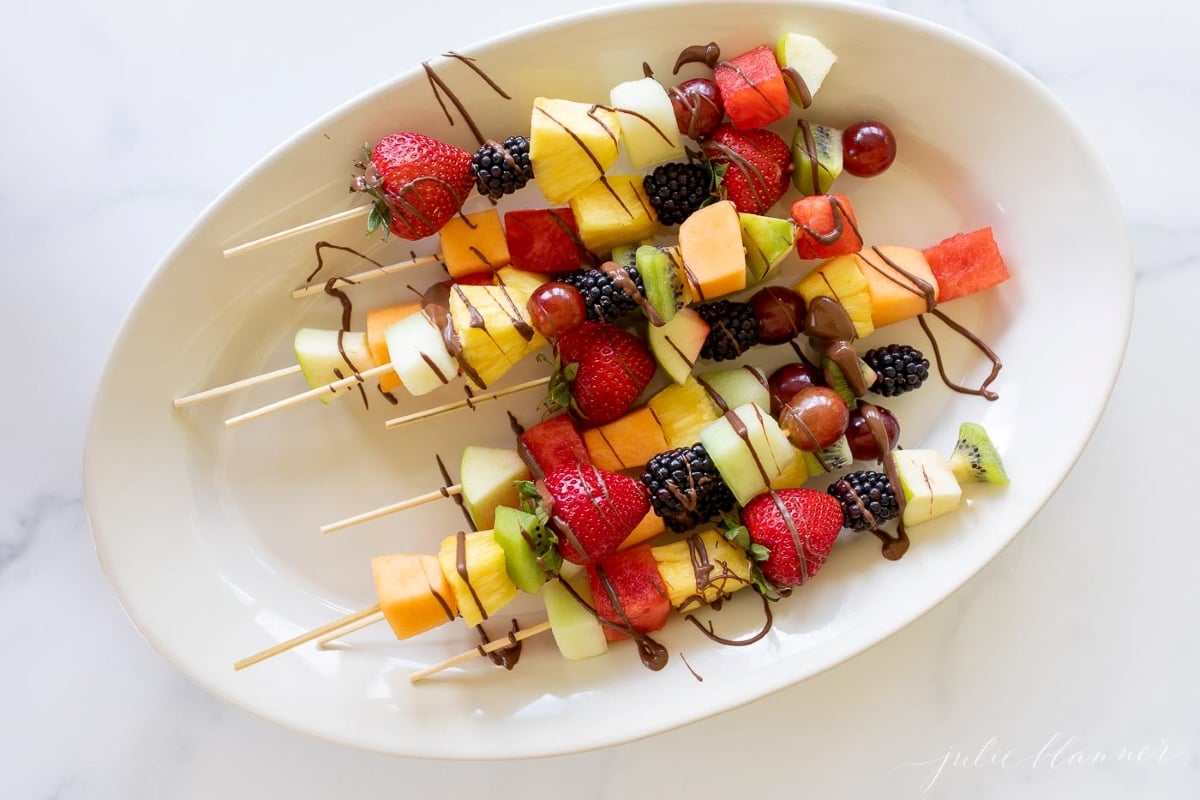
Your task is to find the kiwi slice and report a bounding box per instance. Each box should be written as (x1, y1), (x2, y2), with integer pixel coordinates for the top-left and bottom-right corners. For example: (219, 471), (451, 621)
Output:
(635, 245), (683, 324)
(611, 243), (639, 270)
(822, 357), (878, 406)
(949, 422), (1009, 485)
(799, 434), (852, 474)
(791, 121), (843, 196)
(493, 505), (562, 594)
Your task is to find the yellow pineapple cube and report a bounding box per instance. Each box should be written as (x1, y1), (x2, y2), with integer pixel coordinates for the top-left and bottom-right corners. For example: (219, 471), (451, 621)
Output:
(652, 530), (754, 611)
(646, 375), (722, 449)
(437, 530), (518, 627)
(569, 174), (658, 254)
(795, 254), (875, 338)
(530, 98), (621, 203)
(770, 445), (812, 489)
(494, 266), (549, 297)
(449, 283), (547, 388)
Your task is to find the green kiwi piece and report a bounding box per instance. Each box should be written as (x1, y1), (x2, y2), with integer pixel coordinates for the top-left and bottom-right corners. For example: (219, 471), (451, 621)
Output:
(611, 243), (639, 270)
(635, 245), (682, 324)
(949, 422), (1009, 485)
(799, 434), (852, 474)
(493, 505), (562, 594)
(791, 121), (844, 196)
(822, 357), (878, 406)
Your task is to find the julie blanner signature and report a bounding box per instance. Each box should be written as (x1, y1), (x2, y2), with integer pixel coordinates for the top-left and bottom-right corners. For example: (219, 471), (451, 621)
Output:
(893, 732), (1185, 792)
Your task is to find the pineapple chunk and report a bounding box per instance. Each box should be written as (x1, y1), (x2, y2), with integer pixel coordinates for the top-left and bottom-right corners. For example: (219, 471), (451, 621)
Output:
(530, 98), (622, 203)
(770, 445), (812, 489)
(494, 266), (548, 297)
(448, 283), (547, 388)
(795, 254), (874, 338)
(652, 530), (754, 610)
(570, 174), (658, 254)
(437, 530), (518, 627)
(647, 375), (722, 448)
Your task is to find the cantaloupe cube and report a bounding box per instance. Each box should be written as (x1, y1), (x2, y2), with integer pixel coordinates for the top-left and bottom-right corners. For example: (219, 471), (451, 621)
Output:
(366, 302), (421, 393)
(618, 509), (667, 551)
(857, 245), (939, 328)
(582, 405), (668, 471)
(371, 553), (457, 640)
(569, 174), (658, 254)
(439, 209), (510, 279)
(677, 200), (747, 301)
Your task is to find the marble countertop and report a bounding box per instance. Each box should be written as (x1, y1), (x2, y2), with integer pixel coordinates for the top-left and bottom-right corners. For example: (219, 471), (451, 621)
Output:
(4, 0), (1197, 796)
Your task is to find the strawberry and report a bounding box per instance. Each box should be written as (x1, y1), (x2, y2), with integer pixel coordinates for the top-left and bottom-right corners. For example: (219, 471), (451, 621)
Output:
(352, 131), (474, 241)
(543, 463), (650, 564)
(550, 321), (656, 425)
(741, 488), (843, 587)
(703, 124), (792, 215)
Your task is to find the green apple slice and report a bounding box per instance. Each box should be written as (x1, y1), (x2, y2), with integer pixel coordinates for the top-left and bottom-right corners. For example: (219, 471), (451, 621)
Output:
(739, 212), (796, 282)
(460, 446), (530, 530)
(775, 33), (838, 105)
(894, 449), (962, 527)
(383, 311), (456, 396)
(294, 328), (375, 404)
(648, 306), (708, 384)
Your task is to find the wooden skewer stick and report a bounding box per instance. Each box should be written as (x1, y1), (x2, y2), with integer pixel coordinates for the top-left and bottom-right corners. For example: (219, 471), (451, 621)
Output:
(233, 603), (383, 671)
(291, 253), (442, 299)
(384, 376), (551, 430)
(174, 364), (302, 408)
(408, 620), (553, 683)
(316, 609), (387, 649)
(223, 206), (371, 259)
(225, 363), (393, 429)
(321, 484), (463, 535)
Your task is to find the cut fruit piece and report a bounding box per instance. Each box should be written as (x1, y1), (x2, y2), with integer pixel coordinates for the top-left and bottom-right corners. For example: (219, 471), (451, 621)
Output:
(518, 414), (590, 479)
(543, 575), (608, 660)
(647, 375), (723, 448)
(857, 246), (939, 328)
(439, 208), (511, 279)
(791, 121), (843, 196)
(698, 402), (795, 506)
(739, 212), (796, 282)
(436, 529), (518, 627)
(714, 45), (791, 130)
(383, 311), (456, 396)
(922, 226), (1011, 303)
(795, 252), (874, 338)
(770, 445), (812, 489)
(460, 446), (530, 531)
(648, 306), (709, 384)
(448, 282), (547, 389)
(587, 545), (671, 642)
(652, 530), (753, 610)
(503, 208), (590, 274)
(677, 200), (747, 302)
(493, 266), (549, 298)
(636, 245), (684, 324)
(365, 302), (420, 393)
(293, 329), (378, 404)
(775, 33), (838, 105)
(529, 98), (622, 203)
(949, 421), (1009, 485)
(791, 194), (862, 260)
(582, 405), (668, 472)
(822, 357), (878, 406)
(569, 174), (658, 254)
(893, 449), (962, 527)
(799, 434), (853, 474)
(609, 77), (686, 168)
(619, 509), (666, 550)
(696, 365), (770, 412)
(371, 553), (457, 641)
(493, 505), (562, 594)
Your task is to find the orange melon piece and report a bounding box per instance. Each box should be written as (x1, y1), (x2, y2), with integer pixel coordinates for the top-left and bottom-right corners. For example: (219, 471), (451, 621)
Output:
(582, 405), (669, 471)
(366, 302), (421, 392)
(618, 509), (667, 550)
(857, 246), (940, 328)
(371, 553), (458, 640)
(439, 209), (511, 279)
(677, 200), (747, 301)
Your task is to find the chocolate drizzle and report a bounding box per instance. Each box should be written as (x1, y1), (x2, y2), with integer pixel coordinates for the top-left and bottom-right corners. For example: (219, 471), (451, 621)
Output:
(918, 311), (1003, 400)
(422, 51), (513, 147)
(860, 402), (910, 560)
(685, 591), (773, 646)
(780, 67), (813, 109)
(601, 260), (662, 325)
(437, 454), (476, 531)
(455, 531), (487, 621)
(673, 42), (721, 73)
(475, 619), (522, 670)
(308, 241), (383, 284)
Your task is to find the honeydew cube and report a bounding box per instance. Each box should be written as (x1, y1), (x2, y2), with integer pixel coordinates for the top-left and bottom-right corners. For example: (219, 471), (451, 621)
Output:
(383, 311), (457, 396)
(543, 575), (608, 660)
(696, 366), (770, 412)
(698, 402), (795, 506)
(609, 77), (685, 168)
(294, 328), (377, 404)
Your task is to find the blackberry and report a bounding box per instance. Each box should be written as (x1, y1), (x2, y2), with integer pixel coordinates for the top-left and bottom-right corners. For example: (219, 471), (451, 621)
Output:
(470, 136), (533, 199)
(643, 162), (712, 225)
(641, 444), (737, 532)
(696, 300), (759, 361)
(827, 470), (899, 531)
(557, 265), (643, 323)
(864, 343), (930, 397)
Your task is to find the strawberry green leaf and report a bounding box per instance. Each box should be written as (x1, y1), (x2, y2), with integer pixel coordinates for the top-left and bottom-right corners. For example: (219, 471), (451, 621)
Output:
(749, 543), (771, 562)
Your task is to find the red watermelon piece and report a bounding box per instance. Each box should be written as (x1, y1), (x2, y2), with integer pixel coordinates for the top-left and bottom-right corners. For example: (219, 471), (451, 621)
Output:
(714, 45), (791, 131)
(587, 545), (670, 642)
(922, 227), (1011, 303)
(791, 194), (863, 259)
(503, 208), (590, 274)
(518, 414), (590, 479)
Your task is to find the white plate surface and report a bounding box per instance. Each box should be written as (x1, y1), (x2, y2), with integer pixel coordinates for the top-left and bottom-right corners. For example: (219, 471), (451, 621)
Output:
(85, 0), (1131, 758)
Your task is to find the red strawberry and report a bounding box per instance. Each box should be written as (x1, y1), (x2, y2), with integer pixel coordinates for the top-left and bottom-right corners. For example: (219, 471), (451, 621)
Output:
(553, 321), (656, 424)
(543, 463), (650, 564)
(742, 488), (844, 587)
(353, 132), (474, 241)
(587, 545), (671, 641)
(703, 124), (792, 215)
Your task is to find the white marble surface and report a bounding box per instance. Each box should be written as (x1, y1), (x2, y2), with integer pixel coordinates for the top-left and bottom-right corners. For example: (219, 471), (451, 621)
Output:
(3, 0), (1197, 796)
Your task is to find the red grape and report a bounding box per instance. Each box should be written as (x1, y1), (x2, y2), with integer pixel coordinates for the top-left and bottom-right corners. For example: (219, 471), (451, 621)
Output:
(842, 121), (897, 177)
(749, 286), (806, 345)
(767, 361), (823, 416)
(778, 386), (848, 451)
(669, 78), (724, 140)
(845, 404), (900, 461)
(528, 282), (587, 340)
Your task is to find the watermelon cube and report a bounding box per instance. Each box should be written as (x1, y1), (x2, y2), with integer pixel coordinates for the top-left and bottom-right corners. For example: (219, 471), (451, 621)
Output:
(714, 45), (791, 131)
(922, 227), (1011, 303)
(518, 414), (590, 479)
(504, 208), (590, 274)
(587, 545), (671, 642)
(791, 194), (863, 259)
